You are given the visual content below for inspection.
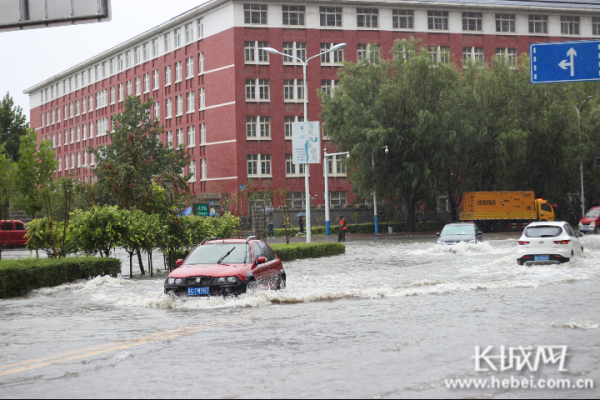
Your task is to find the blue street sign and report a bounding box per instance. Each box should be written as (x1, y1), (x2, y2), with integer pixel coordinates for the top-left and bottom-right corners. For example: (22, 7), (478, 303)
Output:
(531, 40), (600, 84)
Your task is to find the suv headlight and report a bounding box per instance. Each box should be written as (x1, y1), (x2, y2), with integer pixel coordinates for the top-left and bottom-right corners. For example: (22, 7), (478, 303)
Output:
(216, 277), (237, 285)
(591, 222), (596, 227)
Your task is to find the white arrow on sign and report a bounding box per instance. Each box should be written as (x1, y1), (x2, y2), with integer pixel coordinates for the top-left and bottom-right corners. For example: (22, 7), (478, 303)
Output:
(558, 48), (577, 77)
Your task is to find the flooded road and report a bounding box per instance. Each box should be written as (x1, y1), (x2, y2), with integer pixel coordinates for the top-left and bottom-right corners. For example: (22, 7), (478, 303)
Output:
(1, 235), (599, 398)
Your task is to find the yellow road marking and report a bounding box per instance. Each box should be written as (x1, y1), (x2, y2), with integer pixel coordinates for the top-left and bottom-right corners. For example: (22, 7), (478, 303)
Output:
(0, 319), (242, 377)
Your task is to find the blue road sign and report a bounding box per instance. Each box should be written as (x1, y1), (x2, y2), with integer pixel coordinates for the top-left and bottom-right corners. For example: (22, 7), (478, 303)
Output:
(531, 40), (600, 84)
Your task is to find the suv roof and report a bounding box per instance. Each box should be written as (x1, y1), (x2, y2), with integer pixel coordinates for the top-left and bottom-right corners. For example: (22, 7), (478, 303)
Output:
(527, 221), (566, 227)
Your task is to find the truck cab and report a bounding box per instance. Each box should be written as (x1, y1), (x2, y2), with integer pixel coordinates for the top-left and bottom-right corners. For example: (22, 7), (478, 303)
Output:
(535, 199), (556, 221)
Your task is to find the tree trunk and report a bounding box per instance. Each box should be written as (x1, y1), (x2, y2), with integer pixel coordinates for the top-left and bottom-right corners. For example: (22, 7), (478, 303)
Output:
(448, 190), (462, 223)
(136, 250), (146, 275)
(130, 252), (133, 279)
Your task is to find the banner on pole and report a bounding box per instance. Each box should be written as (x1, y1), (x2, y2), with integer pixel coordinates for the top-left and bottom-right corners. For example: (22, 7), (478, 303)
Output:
(292, 122), (321, 164)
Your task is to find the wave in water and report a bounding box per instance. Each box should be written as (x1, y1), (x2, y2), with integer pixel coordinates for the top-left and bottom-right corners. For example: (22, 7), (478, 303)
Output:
(552, 321), (600, 330)
(408, 242), (507, 256)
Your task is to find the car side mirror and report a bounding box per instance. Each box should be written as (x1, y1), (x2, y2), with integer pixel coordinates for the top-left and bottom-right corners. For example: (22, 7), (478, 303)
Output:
(257, 256), (267, 264)
(435, 232), (440, 237)
(176, 259), (184, 266)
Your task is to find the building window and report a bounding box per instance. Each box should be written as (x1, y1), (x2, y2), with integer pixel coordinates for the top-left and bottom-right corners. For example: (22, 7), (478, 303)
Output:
(164, 32), (171, 52)
(89, 122), (94, 139)
(144, 74), (150, 93)
(82, 99), (87, 113)
(244, 4), (267, 25)
(185, 23), (194, 44)
(127, 80), (132, 96)
(134, 46), (141, 65)
(327, 155), (347, 176)
(429, 46), (451, 65)
(463, 47), (485, 64)
(76, 101), (80, 116)
(83, 124), (87, 140)
(200, 124), (206, 145)
(165, 66), (172, 86)
(174, 28), (181, 48)
(88, 96), (94, 112)
(284, 79), (304, 102)
(76, 126), (81, 142)
(529, 15), (548, 34)
(176, 95), (183, 116)
(167, 131), (173, 147)
(393, 10), (414, 30)
(320, 7), (342, 27)
(197, 18), (204, 39)
(70, 128), (74, 143)
(247, 154), (258, 176)
(285, 154), (305, 177)
(153, 70), (159, 89)
(199, 88), (205, 110)
(152, 38), (158, 57)
(283, 42), (306, 64)
(166, 98), (173, 119)
(135, 77), (141, 96)
(143, 43), (149, 61)
(175, 62), (182, 82)
(287, 191), (305, 209)
(69, 103), (74, 118)
(189, 160), (196, 182)
(201, 159), (207, 181)
(594, 17), (600, 36)
(187, 91), (195, 113)
(357, 8), (378, 28)
(561, 16), (580, 35)
(245, 41), (269, 64)
(496, 48), (518, 67)
(110, 87), (116, 104)
(428, 11), (449, 31)
(118, 84), (124, 101)
(329, 191), (348, 207)
(246, 116), (271, 139)
(283, 5), (305, 26)
(248, 154), (272, 177)
(496, 14), (516, 33)
(176, 128), (184, 147)
(357, 44), (380, 61)
(245, 79), (270, 101)
(199, 53), (205, 74)
(320, 43), (344, 64)
(110, 59), (115, 75)
(462, 12), (482, 32)
(186, 57), (194, 79)
(188, 126), (196, 147)
(154, 101), (160, 119)
(321, 80), (340, 96)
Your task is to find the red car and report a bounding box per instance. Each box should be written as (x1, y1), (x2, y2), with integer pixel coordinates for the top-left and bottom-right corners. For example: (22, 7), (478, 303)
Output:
(164, 236), (286, 297)
(0, 220), (28, 246)
(579, 206), (600, 234)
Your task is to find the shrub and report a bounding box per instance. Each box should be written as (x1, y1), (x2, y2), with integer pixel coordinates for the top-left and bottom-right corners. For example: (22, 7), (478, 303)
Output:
(270, 243), (346, 261)
(0, 257), (121, 299)
(273, 221), (446, 237)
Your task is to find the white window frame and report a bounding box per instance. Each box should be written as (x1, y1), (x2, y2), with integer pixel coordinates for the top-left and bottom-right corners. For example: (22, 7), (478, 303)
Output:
(187, 126), (196, 148)
(199, 88), (205, 110)
(496, 48), (518, 68)
(594, 17), (600, 36)
(320, 6), (342, 27)
(119, 84), (124, 102)
(284, 79), (304, 103)
(198, 18), (204, 39)
(200, 124), (207, 145)
(356, 8), (379, 29)
(561, 16), (580, 36)
(245, 41), (270, 64)
(187, 91), (195, 114)
(166, 98), (173, 119)
(167, 131), (173, 147)
(244, 4), (268, 25)
(144, 74), (150, 93)
(153, 70), (159, 90)
(428, 11), (449, 31)
(463, 47), (485, 64)
(110, 87), (116, 105)
(246, 116), (271, 140)
(165, 65), (172, 86)
(185, 23), (194, 44)
(462, 12), (482, 32)
(320, 43), (344, 65)
(176, 95), (183, 117)
(201, 159), (207, 181)
(154, 101), (160, 119)
(175, 61), (182, 83)
(529, 15), (548, 35)
(282, 5), (305, 26)
(164, 32), (171, 52)
(283, 42), (306, 64)
(429, 46), (451, 65)
(286, 154), (305, 177)
(189, 160), (196, 182)
(393, 10), (414, 30)
(198, 53), (205, 74)
(284, 116), (304, 140)
(135, 77), (141, 96)
(327, 155), (348, 177)
(496, 14), (516, 33)
(177, 128), (184, 147)
(186, 57), (194, 79)
(174, 28), (181, 48)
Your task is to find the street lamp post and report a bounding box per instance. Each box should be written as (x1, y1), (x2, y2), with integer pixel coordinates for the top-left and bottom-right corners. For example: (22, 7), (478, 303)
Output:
(575, 96), (593, 219)
(372, 146), (388, 235)
(324, 148), (350, 236)
(264, 43), (347, 243)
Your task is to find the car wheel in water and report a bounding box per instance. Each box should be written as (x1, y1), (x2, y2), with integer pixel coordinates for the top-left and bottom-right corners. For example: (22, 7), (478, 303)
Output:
(595, 227), (599, 234)
(245, 278), (258, 293)
(277, 274), (286, 290)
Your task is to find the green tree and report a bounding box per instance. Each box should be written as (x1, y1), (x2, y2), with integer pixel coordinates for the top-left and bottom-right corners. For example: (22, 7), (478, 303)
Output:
(320, 40), (460, 230)
(92, 96), (192, 211)
(0, 146), (16, 259)
(69, 205), (126, 258)
(0, 93), (29, 162)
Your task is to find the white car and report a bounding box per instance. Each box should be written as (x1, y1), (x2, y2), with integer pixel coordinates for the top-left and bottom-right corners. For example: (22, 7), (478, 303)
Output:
(516, 221), (584, 266)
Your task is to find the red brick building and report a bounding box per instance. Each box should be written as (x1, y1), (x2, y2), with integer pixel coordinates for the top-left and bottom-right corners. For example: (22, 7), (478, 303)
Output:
(25, 0), (600, 214)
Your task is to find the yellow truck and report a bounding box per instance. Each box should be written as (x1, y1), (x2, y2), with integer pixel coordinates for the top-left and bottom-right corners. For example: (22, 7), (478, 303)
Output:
(460, 191), (555, 232)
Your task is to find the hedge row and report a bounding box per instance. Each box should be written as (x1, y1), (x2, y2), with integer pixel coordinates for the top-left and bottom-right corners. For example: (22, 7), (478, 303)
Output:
(270, 243), (346, 261)
(169, 242), (346, 268)
(274, 221), (447, 237)
(0, 258), (121, 299)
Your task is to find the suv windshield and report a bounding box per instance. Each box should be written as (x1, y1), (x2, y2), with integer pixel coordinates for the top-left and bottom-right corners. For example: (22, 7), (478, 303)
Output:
(441, 225), (475, 235)
(525, 226), (563, 238)
(184, 244), (250, 265)
(585, 210), (600, 219)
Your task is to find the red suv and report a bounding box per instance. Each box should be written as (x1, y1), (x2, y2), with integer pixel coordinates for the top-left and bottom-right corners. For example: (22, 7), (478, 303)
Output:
(579, 207), (600, 234)
(164, 237), (286, 297)
(0, 220), (28, 246)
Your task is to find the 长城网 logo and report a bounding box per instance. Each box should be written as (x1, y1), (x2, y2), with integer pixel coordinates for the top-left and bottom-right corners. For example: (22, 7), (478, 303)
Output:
(473, 346), (568, 372)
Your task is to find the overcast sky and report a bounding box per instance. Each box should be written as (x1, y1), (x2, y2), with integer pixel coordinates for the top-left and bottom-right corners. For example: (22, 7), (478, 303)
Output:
(0, 0), (203, 120)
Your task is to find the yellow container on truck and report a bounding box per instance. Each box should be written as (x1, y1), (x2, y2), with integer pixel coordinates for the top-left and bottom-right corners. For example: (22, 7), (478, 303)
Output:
(460, 191), (555, 232)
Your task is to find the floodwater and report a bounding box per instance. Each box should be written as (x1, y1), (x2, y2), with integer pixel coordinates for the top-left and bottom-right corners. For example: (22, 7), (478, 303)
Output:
(1, 235), (599, 398)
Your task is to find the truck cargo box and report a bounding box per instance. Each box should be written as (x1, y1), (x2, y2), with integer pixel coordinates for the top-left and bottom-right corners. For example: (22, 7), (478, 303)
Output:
(460, 192), (538, 221)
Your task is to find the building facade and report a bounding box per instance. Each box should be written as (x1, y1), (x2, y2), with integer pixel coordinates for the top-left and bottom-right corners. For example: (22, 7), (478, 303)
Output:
(25, 0), (600, 214)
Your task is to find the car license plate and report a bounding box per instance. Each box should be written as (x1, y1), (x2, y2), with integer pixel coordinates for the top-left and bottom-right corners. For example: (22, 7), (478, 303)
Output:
(187, 287), (210, 296)
(581, 228), (588, 232)
(534, 255), (550, 262)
